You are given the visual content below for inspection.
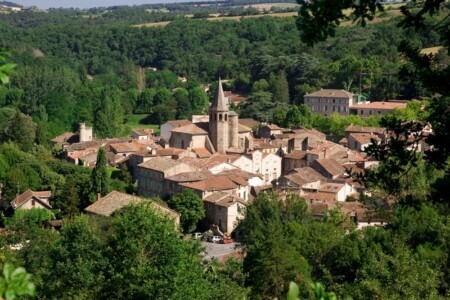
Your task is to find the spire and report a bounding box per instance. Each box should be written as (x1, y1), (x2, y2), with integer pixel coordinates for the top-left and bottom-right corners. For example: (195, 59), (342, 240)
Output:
(210, 78), (228, 112)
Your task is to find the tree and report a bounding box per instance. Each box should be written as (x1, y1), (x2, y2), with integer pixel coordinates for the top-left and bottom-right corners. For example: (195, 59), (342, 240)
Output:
(59, 178), (80, 219)
(4, 111), (37, 152)
(0, 263), (36, 300)
(104, 202), (211, 299)
(91, 147), (110, 197)
(271, 70), (290, 103)
(0, 49), (16, 85)
(167, 189), (205, 233)
(240, 193), (312, 299)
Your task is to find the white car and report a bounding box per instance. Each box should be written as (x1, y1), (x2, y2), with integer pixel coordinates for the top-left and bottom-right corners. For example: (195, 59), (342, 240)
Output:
(192, 232), (204, 240)
(208, 236), (222, 243)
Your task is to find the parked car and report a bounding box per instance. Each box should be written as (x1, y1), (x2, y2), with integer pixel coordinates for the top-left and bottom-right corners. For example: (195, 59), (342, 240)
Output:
(207, 235), (222, 243)
(220, 238), (234, 244)
(192, 232), (204, 240)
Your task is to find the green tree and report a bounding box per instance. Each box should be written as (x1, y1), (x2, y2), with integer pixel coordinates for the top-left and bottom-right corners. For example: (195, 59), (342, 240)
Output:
(0, 49), (16, 85)
(167, 189), (205, 233)
(0, 263), (36, 300)
(4, 111), (37, 152)
(271, 70), (290, 103)
(104, 202), (211, 299)
(91, 147), (110, 197)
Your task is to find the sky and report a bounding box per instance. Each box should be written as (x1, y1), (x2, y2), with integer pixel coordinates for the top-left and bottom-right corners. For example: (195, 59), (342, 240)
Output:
(11, 0), (219, 9)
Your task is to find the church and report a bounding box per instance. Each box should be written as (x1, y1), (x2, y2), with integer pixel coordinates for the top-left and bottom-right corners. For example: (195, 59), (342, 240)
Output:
(168, 79), (253, 154)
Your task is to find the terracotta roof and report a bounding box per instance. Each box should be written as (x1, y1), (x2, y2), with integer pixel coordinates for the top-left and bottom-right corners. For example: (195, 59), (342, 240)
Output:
(349, 133), (381, 145)
(350, 101), (407, 110)
(319, 182), (345, 193)
(292, 128), (326, 139)
(303, 192), (336, 201)
(284, 150), (307, 159)
(171, 123), (208, 135)
(11, 189), (52, 209)
(110, 142), (141, 153)
(313, 158), (345, 177)
(84, 190), (180, 219)
(156, 148), (184, 156)
(218, 169), (261, 180)
(166, 120), (192, 127)
(284, 167), (325, 185)
(239, 118), (260, 129)
(204, 191), (247, 207)
(305, 89), (354, 98)
(132, 128), (153, 136)
(307, 141), (341, 155)
(193, 147), (212, 158)
(65, 141), (103, 152)
(51, 132), (78, 144)
(238, 124), (252, 133)
(179, 153), (239, 170)
(262, 124), (282, 130)
(166, 171), (213, 182)
(138, 157), (192, 173)
(180, 176), (238, 192)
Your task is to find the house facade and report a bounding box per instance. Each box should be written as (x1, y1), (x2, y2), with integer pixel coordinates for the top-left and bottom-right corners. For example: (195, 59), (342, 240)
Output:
(304, 89), (355, 116)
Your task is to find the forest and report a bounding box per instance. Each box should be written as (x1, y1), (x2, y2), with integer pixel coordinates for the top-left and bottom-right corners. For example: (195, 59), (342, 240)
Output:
(0, 0), (450, 299)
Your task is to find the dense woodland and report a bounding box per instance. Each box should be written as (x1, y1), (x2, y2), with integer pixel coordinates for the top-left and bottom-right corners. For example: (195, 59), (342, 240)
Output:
(1, 0), (450, 299)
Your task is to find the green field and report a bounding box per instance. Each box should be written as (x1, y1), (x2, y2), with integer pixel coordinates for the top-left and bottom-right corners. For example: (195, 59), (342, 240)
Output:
(124, 114), (160, 135)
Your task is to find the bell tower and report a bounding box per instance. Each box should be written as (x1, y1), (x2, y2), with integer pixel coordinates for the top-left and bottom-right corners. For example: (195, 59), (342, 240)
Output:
(209, 78), (229, 153)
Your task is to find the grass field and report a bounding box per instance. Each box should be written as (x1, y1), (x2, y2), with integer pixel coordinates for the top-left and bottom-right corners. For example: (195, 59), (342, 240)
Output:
(421, 46), (443, 55)
(134, 11), (297, 27)
(124, 114), (160, 135)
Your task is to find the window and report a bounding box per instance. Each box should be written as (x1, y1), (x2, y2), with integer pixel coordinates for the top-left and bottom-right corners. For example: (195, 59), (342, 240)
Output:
(32, 200), (35, 206)
(219, 114), (223, 121)
(324, 106), (327, 111)
(333, 99), (336, 103)
(225, 114), (228, 121)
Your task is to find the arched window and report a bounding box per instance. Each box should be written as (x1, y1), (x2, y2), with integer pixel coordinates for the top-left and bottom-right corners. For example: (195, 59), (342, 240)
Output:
(225, 114), (228, 121)
(181, 140), (185, 148)
(219, 114), (223, 121)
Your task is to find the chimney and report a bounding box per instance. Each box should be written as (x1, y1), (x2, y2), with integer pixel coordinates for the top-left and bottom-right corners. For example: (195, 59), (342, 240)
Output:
(97, 193), (101, 201)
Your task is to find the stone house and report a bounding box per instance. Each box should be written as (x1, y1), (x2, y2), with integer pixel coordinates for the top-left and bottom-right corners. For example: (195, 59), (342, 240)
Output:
(84, 190), (180, 226)
(10, 190), (52, 210)
(160, 120), (192, 141)
(137, 157), (196, 199)
(231, 150), (282, 184)
(203, 192), (247, 235)
(304, 89), (355, 116)
(312, 158), (345, 179)
(347, 133), (381, 152)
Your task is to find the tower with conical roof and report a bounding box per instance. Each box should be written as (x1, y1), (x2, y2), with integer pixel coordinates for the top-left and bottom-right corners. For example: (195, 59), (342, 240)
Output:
(209, 78), (229, 153)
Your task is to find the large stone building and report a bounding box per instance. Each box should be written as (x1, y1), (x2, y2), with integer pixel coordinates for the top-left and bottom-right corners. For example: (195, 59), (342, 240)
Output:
(169, 79), (252, 154)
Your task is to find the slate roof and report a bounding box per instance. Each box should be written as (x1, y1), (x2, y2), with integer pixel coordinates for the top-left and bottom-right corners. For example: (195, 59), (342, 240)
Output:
(84, 190), (180, 219)
(11, 189), (52, 209)
(305, 89), (354, 98)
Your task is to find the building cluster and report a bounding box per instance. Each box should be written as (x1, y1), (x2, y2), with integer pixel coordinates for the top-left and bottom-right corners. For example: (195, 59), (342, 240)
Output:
(304, 89), (407, 117)
(38, 83), (422, 235)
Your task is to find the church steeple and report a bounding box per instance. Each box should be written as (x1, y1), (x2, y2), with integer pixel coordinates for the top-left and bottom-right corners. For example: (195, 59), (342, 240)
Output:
(209, 78), (229, 153)
(210, 78), (228, 112)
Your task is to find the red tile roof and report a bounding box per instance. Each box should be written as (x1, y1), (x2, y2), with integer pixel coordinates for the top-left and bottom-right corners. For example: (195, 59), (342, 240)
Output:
(350, 101), (407, 110)
(180, 176), (238, 192)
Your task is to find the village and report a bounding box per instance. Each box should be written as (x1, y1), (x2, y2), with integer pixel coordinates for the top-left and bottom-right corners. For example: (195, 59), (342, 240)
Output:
(9, 78), (424, 243)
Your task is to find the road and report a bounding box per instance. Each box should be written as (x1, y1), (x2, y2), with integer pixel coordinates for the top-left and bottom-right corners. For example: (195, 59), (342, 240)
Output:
(201, 241), (238, 260)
